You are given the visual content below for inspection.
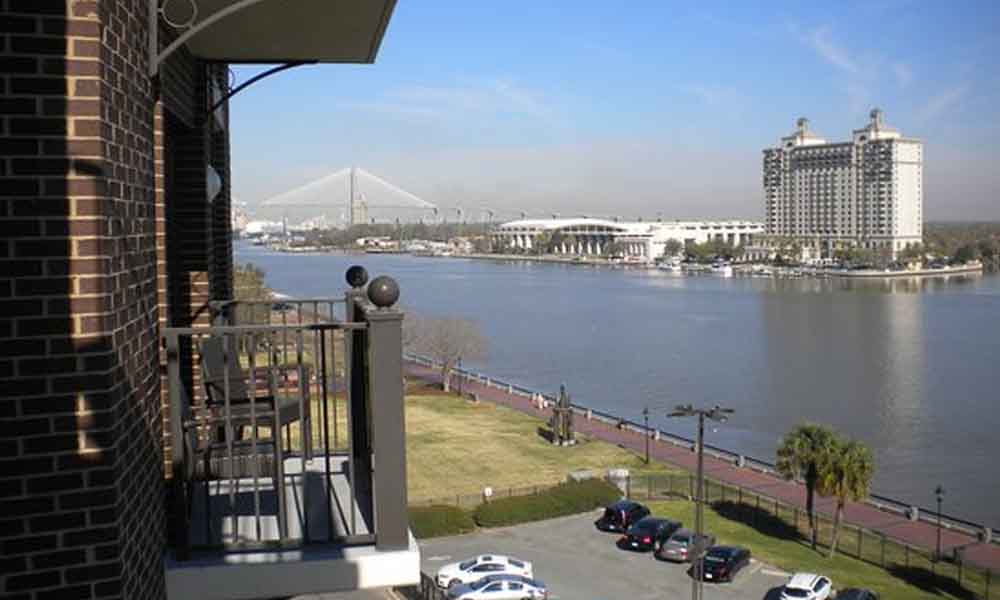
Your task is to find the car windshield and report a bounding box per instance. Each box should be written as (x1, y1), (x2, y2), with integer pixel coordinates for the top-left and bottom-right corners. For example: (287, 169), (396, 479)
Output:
(469, 578), (495, 590)
(783, 587), (810, 598)
(671, 535), (690, 545)
(459, 560), (476, 570)
(703, 554), (725, 563)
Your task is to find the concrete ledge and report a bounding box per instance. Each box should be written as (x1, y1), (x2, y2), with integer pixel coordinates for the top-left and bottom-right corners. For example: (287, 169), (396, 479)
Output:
(165, 533), (420, 600)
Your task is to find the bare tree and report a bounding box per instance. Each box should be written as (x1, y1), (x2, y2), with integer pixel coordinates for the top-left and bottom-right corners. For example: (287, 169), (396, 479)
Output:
(405, 315), (486, 393)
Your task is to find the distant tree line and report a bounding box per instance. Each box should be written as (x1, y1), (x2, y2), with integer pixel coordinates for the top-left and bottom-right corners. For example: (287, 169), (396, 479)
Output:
(923, 222), (1000, 272)
(287, 222), (494, 249)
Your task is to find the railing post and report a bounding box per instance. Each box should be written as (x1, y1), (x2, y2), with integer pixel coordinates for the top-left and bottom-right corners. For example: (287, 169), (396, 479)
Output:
(345, 284), (374, 530)
(366, 293), (410, 551)
(166, 332), (189, 561)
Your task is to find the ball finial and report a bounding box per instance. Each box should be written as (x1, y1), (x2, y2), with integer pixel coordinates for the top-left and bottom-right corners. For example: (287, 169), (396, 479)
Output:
(367, 275), (400, 308)
(345, 265), (368, 288)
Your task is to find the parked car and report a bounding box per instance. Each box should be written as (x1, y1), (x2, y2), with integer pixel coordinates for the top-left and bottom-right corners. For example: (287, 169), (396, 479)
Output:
(780, 573), (833, 600)
(655, 527), (716, 562)
(835, 589), (878, 600)
(697, 545), (751, 583)
(594, 500), (650, 532)
(437, 555), (533, 589)
(619, 516), (681, 552)
(446, 574), (548, 600)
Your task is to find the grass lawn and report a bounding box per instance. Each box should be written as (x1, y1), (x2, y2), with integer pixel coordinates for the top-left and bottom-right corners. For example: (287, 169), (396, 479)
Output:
(647, 499), (978, 600)
(405, 389), (679, 502)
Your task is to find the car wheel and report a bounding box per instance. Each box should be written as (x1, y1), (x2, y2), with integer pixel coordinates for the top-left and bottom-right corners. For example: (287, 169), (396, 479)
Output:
(449, 579), (461, 588)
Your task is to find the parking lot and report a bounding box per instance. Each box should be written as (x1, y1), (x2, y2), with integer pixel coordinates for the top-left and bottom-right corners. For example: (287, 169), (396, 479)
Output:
(419, 512), (793, 600)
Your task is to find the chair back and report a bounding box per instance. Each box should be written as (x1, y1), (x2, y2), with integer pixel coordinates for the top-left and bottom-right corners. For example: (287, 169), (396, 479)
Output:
(199, 336), (251, 404)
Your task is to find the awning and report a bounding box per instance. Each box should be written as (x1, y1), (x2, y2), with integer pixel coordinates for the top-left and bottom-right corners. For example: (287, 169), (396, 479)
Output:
(152, 0), (396, 74)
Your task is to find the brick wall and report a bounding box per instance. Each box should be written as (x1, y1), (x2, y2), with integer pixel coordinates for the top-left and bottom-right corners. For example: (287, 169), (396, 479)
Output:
(0, 0), (233, 598)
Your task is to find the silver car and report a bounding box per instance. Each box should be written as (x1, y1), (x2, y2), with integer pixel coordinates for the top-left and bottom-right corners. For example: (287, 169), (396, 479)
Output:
(654, 528), (716, 563)
(447, 574), (548, 600)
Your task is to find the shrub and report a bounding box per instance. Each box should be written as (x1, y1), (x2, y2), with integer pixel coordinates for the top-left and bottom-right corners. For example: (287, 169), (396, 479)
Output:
(408, 505), (476, 539)
(474, 478), (620, 528)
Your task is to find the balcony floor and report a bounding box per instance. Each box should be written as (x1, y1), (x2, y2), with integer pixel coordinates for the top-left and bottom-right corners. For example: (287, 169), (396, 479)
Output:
(166, 455), (419, 600)
(186, 454), (370, 547)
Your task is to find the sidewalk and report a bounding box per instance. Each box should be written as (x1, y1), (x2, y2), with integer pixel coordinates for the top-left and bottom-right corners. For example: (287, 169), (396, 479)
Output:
(403, 362), (1000, 574)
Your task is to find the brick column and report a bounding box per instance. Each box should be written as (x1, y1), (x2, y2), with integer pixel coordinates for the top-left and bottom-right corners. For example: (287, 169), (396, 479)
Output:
(1, 1), (165, 598)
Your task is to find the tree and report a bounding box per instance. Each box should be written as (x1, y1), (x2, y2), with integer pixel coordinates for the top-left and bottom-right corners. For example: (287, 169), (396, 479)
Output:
(233, 263), (271, 301)
(776, 423), (837, 549)
(898, 243), (925, 264)
(548, 230), (565, 253)
(662, 238), (683, 258)
(817, 437), (874, 558)
(405, 315), (487, 393)
(604, 240), (625, 258)
(952, 243), (979, 265)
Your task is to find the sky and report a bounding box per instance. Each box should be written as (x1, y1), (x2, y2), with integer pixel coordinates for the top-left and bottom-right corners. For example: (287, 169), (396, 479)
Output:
(230, 0), (1000, 222)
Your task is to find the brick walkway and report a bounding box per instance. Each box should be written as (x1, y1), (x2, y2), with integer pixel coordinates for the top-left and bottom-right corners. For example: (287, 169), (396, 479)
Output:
(404, 362), (1000, 574)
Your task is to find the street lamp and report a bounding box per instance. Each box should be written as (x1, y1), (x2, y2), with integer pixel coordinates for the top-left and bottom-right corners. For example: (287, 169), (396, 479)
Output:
(642, 406), (650, 464)
(667, 404), (734, 600)
(935, 485), (945, 561)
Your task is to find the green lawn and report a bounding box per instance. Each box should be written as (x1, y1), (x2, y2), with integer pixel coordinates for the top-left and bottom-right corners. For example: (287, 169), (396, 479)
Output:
(647, 499), (979, 600)
(405, 390), (679, 502)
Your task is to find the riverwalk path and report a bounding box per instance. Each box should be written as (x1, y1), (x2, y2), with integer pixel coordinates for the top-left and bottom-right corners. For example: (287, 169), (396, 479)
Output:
(403, 361), (1000, 575)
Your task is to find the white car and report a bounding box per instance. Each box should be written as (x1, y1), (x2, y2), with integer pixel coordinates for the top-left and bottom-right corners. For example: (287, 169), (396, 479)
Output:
(437, 555), (533, 589)
(780, 573), (833, 600)
(446, 574), (548, 600)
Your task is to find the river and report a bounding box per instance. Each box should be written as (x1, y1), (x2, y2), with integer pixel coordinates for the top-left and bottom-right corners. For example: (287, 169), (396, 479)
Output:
(236, 243), (1000, 528)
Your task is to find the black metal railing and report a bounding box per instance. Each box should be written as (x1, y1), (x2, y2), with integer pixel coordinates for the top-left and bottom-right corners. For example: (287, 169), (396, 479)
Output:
(166, 270), (409, 560)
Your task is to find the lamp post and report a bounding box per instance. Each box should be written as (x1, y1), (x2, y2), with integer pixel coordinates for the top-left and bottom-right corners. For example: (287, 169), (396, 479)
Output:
(935, 485), (945, 561)
(667, 404), (734, 600)
(642, 406), (650, 465)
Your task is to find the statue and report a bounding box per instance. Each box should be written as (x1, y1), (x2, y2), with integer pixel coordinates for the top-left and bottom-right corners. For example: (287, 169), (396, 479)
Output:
(548, 384), (576, 446)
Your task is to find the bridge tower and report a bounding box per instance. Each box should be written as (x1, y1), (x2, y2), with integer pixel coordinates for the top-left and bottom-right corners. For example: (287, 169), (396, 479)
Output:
(349, 167), (369, 226)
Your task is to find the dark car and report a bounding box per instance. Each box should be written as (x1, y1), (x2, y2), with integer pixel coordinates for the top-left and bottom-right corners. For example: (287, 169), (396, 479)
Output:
(619, 517), (681, 552)
(696, 545), (751, 583)
(655, 528), (716, 563)
(594, 500), (650, 533)
(835, 590), (879, 600)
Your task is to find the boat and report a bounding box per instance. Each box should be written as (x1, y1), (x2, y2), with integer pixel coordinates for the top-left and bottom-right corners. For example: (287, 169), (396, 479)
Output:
(710, 261), (733, 277)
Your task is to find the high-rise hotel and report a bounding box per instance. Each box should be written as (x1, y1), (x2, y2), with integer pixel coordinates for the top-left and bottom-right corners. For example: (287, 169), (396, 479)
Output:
(761, 109), (923, 259)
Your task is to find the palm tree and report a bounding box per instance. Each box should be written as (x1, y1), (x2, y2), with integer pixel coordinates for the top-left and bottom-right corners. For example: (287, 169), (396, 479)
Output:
(775, 423), (836, 549)
(818, 437), (874, 557)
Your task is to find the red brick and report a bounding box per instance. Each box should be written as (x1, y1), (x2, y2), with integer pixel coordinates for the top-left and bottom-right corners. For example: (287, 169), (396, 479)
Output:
(73, 78), (101, 97)
(11, 77), (66, 95)
(11, 36), (67, 55)
(72, 38), (100, 57)
(32, 549), (87, 569)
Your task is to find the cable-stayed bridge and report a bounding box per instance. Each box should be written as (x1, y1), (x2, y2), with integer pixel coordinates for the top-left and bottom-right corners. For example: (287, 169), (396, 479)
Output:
(259, 167), (601, 227)
(262, 167), (439, 225)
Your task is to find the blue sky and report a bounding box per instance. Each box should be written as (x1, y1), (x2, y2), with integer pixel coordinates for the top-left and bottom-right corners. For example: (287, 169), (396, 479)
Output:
(231, 0), (1000, 221)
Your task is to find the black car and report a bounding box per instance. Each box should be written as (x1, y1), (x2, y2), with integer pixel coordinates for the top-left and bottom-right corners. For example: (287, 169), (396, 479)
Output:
(595, 500), (650, 533)
(696, 545), (751, 583)
(619, 517), (682, 552)
(835, 590), (879, 600)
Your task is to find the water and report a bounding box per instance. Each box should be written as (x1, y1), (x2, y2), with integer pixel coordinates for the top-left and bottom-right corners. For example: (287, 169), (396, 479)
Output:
(236, 244), (1000, 528)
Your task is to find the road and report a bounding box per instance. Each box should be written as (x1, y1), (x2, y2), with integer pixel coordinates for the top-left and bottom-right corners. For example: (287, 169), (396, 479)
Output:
(419, 512), (792, 600)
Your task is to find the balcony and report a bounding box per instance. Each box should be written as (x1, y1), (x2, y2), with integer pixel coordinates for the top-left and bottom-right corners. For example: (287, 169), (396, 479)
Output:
(161, 270), (418, 600)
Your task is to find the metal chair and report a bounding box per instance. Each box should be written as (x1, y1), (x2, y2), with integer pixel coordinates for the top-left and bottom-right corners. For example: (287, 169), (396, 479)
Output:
(197, 335), (313, 477)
